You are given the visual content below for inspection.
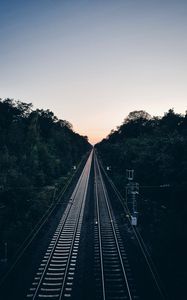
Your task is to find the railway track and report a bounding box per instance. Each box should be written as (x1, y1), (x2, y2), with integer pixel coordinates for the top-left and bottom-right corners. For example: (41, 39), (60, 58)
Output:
(94, 154), (139, 300)
(26, 150), (93, 299)
(20, 149), (164, 300)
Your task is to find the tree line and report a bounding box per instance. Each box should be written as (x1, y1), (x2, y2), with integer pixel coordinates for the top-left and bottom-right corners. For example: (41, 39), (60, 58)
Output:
(96, 109), (187, 299)
(0, 98), (91, 260)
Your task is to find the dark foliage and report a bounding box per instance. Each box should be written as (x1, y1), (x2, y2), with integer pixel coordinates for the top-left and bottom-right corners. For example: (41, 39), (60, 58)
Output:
(96, 109), (187, 299)
(0, 98), (91, 259)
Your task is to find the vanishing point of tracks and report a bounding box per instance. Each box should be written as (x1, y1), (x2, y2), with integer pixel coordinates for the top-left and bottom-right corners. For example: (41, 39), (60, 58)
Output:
(24, 149), (164, 300)
(26, 150), (139, 300)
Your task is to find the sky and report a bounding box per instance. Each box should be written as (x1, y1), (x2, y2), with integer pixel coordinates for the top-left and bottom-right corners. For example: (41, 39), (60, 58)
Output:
(0, 0), (187, 144)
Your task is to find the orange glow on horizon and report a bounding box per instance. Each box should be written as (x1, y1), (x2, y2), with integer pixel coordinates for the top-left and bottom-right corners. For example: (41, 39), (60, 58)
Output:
(77, 131), (108, 145)
(74, 126), (110, 146)
(89, 136), (104, 145)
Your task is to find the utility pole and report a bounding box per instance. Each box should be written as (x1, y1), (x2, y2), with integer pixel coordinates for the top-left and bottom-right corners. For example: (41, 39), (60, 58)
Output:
(4, 242), (7, 263)
(52, 185), (57, 204)
(126, 170), (139, 226)
(1, 242), (8, 263)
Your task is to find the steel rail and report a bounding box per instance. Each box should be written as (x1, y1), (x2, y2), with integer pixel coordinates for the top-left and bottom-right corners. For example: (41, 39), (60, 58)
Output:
(98, 156), (167, 300)
(94, 157), (106, 300)
(94, 152), (133, 300)
(58, 153), (91, 299)
(31, 159), (88, 299)
(27, 150), (93, 299)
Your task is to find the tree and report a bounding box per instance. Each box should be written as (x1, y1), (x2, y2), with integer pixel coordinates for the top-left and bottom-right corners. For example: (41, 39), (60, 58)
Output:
(124, 110), (151, 123)
(0, 98), (91, 259)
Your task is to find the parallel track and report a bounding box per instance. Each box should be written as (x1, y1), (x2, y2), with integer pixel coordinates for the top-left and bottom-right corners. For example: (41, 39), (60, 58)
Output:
(26, 151), (93, 299)
(94, 153), (139, 300)
(98, 158), (166, 300)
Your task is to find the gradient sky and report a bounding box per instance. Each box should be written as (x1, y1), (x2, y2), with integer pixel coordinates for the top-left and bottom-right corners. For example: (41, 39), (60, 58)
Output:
(0, 0), (187, 144)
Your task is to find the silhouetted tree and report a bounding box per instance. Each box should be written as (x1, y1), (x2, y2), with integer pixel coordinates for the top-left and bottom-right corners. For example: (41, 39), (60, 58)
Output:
(96, 109), (187, 299)
(0, 98), (91, 258)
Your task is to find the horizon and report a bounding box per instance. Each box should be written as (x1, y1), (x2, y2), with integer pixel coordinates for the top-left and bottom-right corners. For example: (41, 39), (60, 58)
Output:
(1, 97), (185, 146)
